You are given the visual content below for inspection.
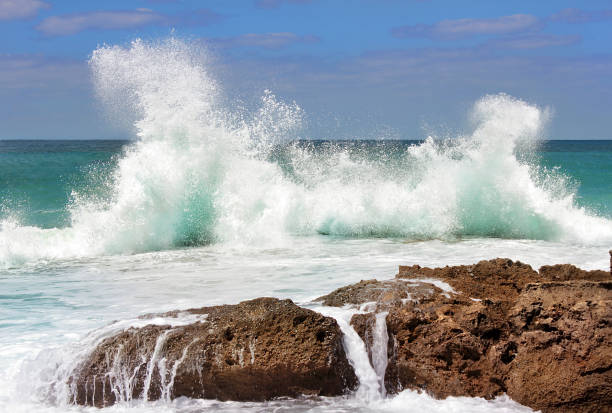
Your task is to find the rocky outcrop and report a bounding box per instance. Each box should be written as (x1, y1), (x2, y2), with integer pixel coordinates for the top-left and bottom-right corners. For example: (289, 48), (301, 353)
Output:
(70, 297), (357, 407)
(397, 258), (609, 302)
(70, 257), (611, 411)
(317, 278), (441, 310)
(504, 281), (612, 412)
(537, 263), (609, 282)
(321, 258), (612, 413)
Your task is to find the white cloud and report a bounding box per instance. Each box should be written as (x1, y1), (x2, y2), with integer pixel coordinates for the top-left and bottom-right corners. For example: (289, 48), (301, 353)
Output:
(36, 9), (166, 36)
(393, 14), (541, 39)
(550, 8), (612, 24)
(210, 32), (319, 49)
(485, 34), (581, 50)
(35, 8), (221, 36)
(255, 0), (312, 9)
(0, 0), (49, 20)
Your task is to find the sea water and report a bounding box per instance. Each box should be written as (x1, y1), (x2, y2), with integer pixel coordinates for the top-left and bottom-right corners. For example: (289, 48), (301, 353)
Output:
(0, 38), (611, 412)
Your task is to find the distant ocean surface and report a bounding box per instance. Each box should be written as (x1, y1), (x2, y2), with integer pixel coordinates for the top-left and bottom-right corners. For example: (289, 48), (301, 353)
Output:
(1, 38), (611, 413)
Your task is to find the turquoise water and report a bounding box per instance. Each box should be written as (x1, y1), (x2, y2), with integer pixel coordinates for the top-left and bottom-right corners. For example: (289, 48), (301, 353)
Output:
(2, 139), (611, 231)
(538, 140), (612, 217)
(0, 140), (122, 229)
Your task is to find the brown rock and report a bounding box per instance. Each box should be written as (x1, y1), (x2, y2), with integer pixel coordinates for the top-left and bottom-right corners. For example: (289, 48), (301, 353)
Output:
(397, 258), (540, 302)
(316, 278), (441, 310)
(384, 292), (507, 399)
(538, 264), (609, 282)
(397, 257), (609, 309)
(350, 312), (377, 366)
(505, 281), (612, 413)
(70, 298), (357, 407)
(68, 257), (612, 411)
(336, 258), (612, 413)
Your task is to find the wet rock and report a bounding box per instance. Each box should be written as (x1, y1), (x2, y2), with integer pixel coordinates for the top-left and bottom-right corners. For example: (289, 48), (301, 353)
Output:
(350, 312), (377, 366)
(329, 258), (611, 413)
(397, 258), (540, 303)
(316, 278), (441, 311)
(398, 258), (610, 303)
(70, 297), (357, 407)
(384, 291), (507, 399)
(69, 258), (610, 411)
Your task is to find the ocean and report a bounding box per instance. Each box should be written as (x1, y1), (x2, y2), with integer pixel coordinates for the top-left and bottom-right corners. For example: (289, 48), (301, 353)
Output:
(1, 38), (611, 412)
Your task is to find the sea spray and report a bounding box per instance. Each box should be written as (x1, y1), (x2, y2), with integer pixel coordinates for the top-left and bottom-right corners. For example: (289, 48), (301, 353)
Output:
(0, 37), (611, 267)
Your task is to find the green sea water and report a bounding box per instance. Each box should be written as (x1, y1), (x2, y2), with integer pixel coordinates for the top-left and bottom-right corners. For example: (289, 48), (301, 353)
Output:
(1, 139), (611, 230)
(0, 140), (123, 229)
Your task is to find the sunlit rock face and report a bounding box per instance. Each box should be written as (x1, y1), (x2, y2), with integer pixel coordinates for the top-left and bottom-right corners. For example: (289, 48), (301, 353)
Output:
(71, 258), (610, 412)
(70, 297), (357, 406)
(321, 258), (611, 413)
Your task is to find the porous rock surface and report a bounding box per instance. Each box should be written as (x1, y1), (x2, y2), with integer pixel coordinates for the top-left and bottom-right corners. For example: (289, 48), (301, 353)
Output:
(71, 297), (357, 407)
(320, 258), (612, 413)
(70, 256), (612, 412)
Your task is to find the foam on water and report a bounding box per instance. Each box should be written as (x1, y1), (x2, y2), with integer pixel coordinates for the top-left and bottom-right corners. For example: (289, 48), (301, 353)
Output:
(4, 234), (608, 412)
(0, 38), (611, 267)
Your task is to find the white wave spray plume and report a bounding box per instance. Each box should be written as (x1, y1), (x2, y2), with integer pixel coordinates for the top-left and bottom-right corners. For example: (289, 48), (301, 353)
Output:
(0, 37), (610, 267)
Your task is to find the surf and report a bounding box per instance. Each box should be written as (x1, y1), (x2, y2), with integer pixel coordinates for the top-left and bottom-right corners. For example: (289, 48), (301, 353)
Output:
(0, 37), (610, 267)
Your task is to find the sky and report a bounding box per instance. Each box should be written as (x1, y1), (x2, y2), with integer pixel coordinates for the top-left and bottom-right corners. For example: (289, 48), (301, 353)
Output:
(1, 0), (611, 140)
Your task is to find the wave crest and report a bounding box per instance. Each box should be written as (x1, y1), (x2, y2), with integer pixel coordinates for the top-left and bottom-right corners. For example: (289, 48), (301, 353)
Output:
(1, 38), (610, 266)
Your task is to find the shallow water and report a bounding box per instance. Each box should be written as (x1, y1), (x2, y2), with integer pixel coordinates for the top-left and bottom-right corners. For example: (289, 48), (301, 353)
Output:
(1, 237), (609, 412)
(1, 38), (611, 412)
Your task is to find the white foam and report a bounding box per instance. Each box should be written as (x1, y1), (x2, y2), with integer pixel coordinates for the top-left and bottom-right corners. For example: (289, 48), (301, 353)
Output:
(372, 312), (389, 397)
(1, 39), (611, 267)
(311, 305), (383, 403)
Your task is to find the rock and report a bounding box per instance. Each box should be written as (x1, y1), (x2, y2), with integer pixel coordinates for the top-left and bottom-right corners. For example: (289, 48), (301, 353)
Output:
(70, 297), (357, 407)
(69, 257), (611, 411)
(384, 289), (507, 399)
(350, 312), (377, 366)
(505, 281), (612, 413)
(317, 278), (448, 386)
(397, 258), (540, 303)
(316, 279), (440, 310)
(325, 258), (611, 413)
(538, 264), (609, 282)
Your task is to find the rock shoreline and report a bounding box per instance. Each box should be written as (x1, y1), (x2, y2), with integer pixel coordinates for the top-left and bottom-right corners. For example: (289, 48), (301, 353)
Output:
(319, 258), (611, 413)
(70, 252), (612, 412)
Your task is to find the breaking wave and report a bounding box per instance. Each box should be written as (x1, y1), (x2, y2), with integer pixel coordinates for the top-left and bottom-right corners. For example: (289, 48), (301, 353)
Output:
(1, 37), (611, 266)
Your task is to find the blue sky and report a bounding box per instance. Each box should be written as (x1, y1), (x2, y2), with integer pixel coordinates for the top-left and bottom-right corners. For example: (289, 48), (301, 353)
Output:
(1, 0), (611, 139)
